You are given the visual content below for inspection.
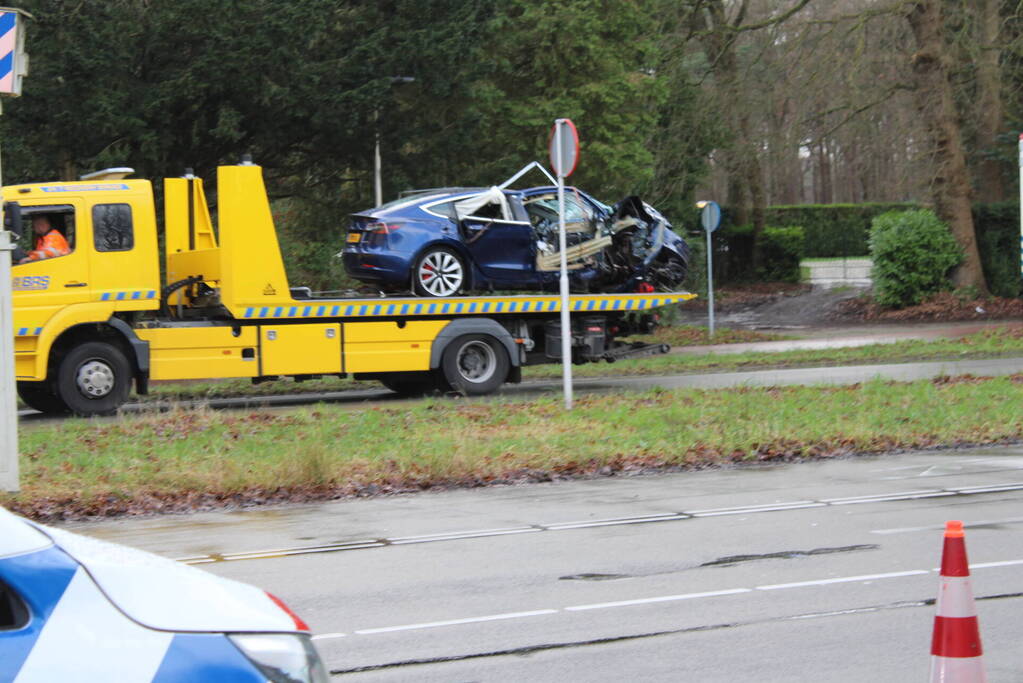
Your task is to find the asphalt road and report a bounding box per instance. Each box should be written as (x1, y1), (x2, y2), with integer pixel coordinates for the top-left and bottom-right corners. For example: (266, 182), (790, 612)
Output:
(18, 355), (1023, 426)
(70, 445), (1023, 681)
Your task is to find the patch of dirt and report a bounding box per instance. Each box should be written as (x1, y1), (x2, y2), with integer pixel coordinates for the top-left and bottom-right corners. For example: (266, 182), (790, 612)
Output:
(835, 291), (1023, 322)
(678, 283), (864, 329)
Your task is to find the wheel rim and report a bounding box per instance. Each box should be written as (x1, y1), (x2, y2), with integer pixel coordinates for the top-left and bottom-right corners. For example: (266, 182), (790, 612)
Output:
(455, 341), (496, 384)
(418, 251), (463, 296)
(76, 359), (115, 398)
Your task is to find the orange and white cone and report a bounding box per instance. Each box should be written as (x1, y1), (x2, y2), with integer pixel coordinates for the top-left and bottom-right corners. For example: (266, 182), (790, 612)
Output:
(930, 520), (986, 682)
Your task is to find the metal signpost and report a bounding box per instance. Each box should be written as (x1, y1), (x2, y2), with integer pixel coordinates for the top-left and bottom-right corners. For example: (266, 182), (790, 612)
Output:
(697, 200), (721, 339)
(549, 118), (579, 410)
(0, 7), (28, 492)
(1019, 134), (1022, 279)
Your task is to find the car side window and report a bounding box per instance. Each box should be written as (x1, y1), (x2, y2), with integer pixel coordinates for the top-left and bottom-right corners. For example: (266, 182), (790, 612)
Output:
(469, 202), (504, 221)
(0, 579), (29, 631)
(524, 193), (594, 233)
(93, 203), (134, 252)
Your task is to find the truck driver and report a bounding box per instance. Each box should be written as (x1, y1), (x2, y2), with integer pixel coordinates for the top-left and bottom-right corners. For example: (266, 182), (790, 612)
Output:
(18, 214), (70, 263)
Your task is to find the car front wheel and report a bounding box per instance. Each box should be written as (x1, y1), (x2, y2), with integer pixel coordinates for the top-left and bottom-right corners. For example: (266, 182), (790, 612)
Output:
(413, 247), (466, 297)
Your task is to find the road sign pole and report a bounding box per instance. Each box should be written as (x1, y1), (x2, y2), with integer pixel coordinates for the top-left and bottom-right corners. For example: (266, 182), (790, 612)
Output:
(0, 8), (28, 492)
(1018, 134), (1022, 279)
(549, 118), (579, 410)
(556, 123), (573, 410)
(0, 98), (18, 492)
(697, 201), (721, 341)
(705, 227), (714, 339)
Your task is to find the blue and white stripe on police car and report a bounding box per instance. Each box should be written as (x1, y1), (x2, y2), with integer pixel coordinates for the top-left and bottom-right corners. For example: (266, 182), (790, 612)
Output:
(13, 567), (174, 682)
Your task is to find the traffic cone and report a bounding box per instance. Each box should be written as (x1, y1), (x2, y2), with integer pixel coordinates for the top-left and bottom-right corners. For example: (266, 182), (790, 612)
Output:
(930, 520), (986, 682)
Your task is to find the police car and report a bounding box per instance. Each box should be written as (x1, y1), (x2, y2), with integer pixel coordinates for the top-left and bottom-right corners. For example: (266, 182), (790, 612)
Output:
(0, 507), (329, 681)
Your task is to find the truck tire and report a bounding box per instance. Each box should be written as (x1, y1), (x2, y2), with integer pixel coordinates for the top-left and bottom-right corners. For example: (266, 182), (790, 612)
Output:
(56, 341), (132, 416)
(16, 381), (69, 415)
(440, 334), (509, 396)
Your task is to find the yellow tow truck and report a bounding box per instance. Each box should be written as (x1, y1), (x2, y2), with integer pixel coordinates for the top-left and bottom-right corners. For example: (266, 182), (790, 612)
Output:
(6, 161), (694, 415)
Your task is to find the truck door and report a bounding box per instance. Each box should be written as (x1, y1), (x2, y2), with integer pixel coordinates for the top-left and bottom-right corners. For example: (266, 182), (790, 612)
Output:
(88, 201), (156, 302)
(11, 203), (91, 330)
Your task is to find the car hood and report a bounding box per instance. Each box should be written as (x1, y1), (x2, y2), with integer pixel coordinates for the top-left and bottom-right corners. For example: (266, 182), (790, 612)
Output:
(30, 520), (298, 634)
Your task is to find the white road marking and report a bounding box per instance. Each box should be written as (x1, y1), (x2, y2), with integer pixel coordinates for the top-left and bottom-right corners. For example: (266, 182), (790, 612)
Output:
(354, 609), (559, 635)
(755, 570), (930, 591)
(320, 559), (1023, 638)
(564, 588), (751, 612)
(969, 559), (1023, 570)
(871, 517), (1023, 535)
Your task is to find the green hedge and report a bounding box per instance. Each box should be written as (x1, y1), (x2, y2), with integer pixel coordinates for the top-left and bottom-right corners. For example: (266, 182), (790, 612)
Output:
(678, 201), (1020, 293)
(716, 224), (805, 283)
(763, 203), (914, 257)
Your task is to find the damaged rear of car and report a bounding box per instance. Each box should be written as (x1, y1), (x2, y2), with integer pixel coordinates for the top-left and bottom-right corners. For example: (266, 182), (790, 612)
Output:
(341, 163), (690, 296)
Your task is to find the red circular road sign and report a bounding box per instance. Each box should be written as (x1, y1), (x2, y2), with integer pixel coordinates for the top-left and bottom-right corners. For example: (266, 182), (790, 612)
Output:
(549, 119), (579, 178)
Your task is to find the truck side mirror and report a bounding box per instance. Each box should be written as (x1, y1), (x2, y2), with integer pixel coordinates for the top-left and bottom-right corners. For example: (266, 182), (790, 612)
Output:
(3, 201), (22, 239)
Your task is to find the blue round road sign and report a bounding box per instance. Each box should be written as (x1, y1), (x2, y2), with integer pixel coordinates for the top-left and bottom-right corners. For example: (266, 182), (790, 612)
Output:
(700, 201), (721, 233)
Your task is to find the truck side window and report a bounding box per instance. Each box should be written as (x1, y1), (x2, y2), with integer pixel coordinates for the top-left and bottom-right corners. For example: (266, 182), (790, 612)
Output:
(93, 203), (134, 252)
(14, 205), (76, 264)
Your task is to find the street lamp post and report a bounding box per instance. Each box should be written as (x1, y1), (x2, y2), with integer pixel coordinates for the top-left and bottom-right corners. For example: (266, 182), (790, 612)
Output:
(374, 76), (415, 207)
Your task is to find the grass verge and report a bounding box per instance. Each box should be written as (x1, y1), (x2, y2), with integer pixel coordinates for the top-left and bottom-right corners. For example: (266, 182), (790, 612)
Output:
(6, 373), (1023, 521)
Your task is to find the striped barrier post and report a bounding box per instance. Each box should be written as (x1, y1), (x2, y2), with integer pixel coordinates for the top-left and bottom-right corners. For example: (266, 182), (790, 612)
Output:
(930, 520), (986, 682)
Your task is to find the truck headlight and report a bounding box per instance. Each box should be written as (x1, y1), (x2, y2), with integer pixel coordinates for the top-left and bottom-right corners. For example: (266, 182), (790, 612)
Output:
(229, 633), (329, 683)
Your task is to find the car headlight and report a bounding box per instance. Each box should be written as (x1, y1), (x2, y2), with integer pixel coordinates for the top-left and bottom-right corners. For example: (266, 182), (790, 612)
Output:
(229, 633), (329, 683)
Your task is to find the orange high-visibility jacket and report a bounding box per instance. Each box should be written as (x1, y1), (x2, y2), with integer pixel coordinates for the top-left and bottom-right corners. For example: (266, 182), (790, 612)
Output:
(26, 229), (70, 261)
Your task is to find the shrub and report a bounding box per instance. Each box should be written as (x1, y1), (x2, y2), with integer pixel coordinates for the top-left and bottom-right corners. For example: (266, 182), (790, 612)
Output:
(869, 210), (962, 308)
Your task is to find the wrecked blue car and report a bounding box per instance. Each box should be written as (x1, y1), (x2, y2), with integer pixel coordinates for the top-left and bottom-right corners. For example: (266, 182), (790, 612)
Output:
(341, 163), (690, 297)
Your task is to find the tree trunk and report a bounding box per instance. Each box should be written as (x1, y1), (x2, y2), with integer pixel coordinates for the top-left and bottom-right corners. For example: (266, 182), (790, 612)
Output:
(817, 140), (833, 204)
(905, 0), (989, 294)
(973, 0), (1004, 202)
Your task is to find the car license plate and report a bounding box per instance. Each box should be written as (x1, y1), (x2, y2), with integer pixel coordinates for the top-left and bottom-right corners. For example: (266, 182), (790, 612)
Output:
(346, 232), (361, 243)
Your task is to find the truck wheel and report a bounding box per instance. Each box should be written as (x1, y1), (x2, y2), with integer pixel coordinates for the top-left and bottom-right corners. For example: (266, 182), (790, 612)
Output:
(16, 381), (69, 415)
(379, 372), (443, 396)
(56, 342), (132, 416)
(440, 334), (509, 396)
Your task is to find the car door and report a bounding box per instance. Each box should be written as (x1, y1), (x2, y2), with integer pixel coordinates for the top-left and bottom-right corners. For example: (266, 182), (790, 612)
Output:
(459, 193), (535, 284)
